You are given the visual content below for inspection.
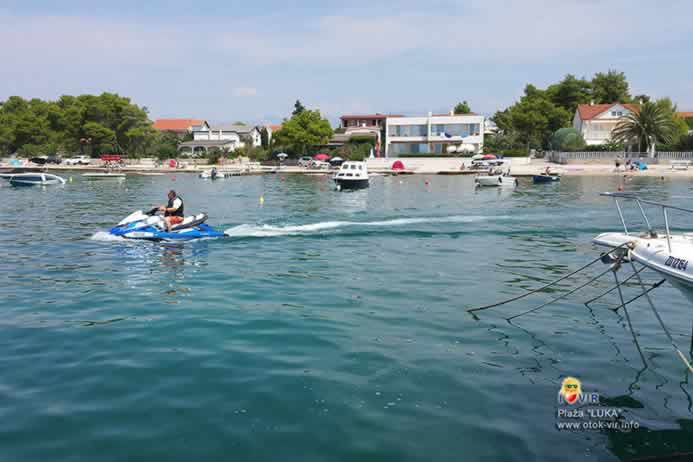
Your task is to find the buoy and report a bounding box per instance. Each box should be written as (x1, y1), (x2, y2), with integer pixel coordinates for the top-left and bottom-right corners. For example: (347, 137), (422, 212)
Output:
(259, 195), (265, 205)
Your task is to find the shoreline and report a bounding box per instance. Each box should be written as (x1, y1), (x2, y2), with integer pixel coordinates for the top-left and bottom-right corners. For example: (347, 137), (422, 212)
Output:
(2, 158), (692, 178)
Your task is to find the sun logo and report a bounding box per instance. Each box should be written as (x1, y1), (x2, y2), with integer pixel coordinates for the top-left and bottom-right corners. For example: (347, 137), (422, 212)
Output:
(559, 377), (582, 405)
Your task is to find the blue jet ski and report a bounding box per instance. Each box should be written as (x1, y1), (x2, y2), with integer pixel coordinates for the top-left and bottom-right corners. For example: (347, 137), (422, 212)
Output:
(109, 208), (226, 241)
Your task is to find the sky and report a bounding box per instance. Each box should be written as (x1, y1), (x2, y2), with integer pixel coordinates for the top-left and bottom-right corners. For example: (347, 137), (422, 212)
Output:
(1, 0), (692, 124)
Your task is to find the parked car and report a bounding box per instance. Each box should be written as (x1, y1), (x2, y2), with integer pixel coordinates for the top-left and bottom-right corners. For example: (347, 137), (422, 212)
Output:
(298, 157), (313, 168)
(310, 160), (330, 169)
(64, 156), (91, 165)
(29, 156), (48, 165)
(46, 156), (62, 164)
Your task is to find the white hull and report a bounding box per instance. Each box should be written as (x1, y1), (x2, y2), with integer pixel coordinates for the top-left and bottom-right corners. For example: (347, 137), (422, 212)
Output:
(475, 175), (517, 187)
(7, 173), (66, 186)
(199, 170), (226, 179)
(334, 161), (369, 191)
(594, 232), (693, 301)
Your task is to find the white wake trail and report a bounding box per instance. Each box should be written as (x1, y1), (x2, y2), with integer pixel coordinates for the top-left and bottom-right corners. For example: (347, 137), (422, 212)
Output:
(224, 215), (509, 238)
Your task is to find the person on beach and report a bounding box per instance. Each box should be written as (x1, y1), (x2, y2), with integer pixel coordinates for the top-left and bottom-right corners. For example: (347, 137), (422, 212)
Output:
(159, 190), (184, 231)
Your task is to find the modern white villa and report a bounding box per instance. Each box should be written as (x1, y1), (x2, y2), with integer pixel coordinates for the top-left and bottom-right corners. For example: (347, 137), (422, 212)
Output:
(178, 123), (262, 156)
(573, 103), (639, 146)
(384, 112), (484, 157)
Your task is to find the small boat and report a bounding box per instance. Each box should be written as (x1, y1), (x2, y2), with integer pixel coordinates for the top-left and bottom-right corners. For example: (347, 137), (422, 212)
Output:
(475, 169), (517, 188)
(6, 173), (66, 186)
(533, 174), (561, 183)
(593, 192), (693, 302)
(199, 169), (225, 179)
(83, 172), (126, 179)
(334, 161), (369, 191)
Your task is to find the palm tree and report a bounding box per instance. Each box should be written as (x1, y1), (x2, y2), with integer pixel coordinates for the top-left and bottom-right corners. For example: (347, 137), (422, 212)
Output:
(611, 102), (676, 157)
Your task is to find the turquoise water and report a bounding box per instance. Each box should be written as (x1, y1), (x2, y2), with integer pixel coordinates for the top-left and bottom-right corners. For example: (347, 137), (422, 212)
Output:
(1, 173), (693, 461)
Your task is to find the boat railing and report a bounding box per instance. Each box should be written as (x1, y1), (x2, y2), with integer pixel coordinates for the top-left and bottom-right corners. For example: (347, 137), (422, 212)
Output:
(601, 192), (693, 252)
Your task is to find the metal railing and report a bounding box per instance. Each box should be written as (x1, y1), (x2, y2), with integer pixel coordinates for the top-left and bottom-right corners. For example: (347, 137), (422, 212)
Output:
(601, 192), (693, 253)
(547, 151), (693, 163)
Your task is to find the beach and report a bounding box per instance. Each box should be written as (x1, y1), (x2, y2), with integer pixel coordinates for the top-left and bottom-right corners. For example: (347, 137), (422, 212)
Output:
(4, 156), (693, 178)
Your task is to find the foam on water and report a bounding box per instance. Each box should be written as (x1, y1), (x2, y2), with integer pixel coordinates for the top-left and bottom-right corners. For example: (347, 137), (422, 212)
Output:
(90, 231), (126, 242)
(224, 215), (510, 238)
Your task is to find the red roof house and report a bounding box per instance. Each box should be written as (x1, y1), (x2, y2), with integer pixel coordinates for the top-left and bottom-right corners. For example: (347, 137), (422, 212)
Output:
(152, 118), (205, 134)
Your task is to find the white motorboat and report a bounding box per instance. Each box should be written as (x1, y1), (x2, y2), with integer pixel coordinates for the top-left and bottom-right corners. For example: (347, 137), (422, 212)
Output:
(5, 173), (66, 186)
(334, 161), (369, 191)
(593, 192), (693, 301)
(199, 168), (226, 179)
(475, 169), (517, 188)
(83, 172), (126, 179)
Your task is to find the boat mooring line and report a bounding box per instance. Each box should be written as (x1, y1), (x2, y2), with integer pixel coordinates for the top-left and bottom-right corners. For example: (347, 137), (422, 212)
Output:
(613, 269), (648, 368)
(466, 242), (630, 314)
(628, 260), (693, 374)
(506, 265), (614, 321)
(601, 279), (666, 312)
(583, 265), (647, 306)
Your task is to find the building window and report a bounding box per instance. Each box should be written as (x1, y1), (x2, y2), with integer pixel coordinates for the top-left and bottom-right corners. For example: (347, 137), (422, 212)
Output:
(430, 123), (480, 137)
(388, 124), (427, 137)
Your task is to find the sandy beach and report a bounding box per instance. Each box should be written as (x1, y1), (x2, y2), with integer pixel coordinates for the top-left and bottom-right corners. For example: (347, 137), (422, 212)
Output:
(3, 156), (693, 178)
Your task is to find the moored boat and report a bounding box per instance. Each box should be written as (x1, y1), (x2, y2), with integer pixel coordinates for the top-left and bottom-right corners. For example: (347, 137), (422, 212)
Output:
(199, 168), (225, 179)
(593, 192), (693, 302)
(475, 169), (517, 188)
(532, 174), (560, 183)
(6, 173), (66, 186)
(334, 161), (369, 191)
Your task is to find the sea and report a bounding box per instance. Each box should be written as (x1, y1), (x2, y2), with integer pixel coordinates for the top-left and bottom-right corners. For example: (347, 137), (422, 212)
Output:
(1, 172), (692, 461)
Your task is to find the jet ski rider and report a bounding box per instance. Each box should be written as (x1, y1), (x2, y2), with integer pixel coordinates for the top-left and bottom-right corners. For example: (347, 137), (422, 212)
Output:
(159, 190), (184, 231)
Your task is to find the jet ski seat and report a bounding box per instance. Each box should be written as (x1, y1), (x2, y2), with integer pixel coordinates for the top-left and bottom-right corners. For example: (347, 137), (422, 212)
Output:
(170, 213), (209, 231)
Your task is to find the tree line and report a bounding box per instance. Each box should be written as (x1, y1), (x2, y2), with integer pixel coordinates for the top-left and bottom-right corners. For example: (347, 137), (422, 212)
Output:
(0, 93), (165, 157)
(487, 70), (692, 154)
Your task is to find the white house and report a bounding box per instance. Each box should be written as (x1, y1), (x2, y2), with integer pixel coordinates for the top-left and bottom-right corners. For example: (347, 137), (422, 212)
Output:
(573, 103), (639, 146)
(385, 112), (484, 157)
(179, 123), (262, 156)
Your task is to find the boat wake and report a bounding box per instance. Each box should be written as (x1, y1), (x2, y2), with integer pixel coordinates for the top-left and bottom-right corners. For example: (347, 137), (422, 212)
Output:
(224, 215), (511, 238)
(90, 231), (127, 242)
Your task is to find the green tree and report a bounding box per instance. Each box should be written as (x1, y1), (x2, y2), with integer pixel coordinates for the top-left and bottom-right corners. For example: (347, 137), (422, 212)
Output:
(82, 121), (116, 155)
(260, 127), (270, 149)
(550, 127), (586, 151)
(591, 70), (631, 104)
(492, 85), (571, 149)
(292, 100), (306, 116)
(274, 109), (333, 155)
(453, 101), (471, 114)
(546, 74), (592, 114)
(611, 101), (676, 156)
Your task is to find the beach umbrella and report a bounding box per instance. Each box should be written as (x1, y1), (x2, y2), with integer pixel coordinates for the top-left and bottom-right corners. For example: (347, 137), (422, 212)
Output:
(276, 152), (288, 159)
(482, 154), (497, 160)
(392, 160), (405, 171)
(472, 154), (484, 160)
(446, 145), (458, 153)
(314, 153), (330, 161)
